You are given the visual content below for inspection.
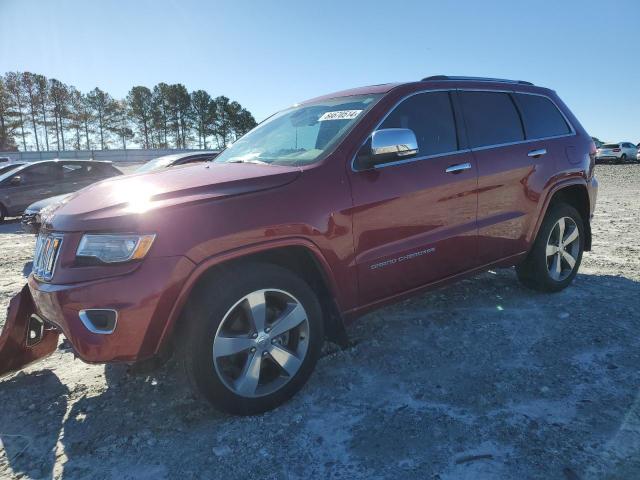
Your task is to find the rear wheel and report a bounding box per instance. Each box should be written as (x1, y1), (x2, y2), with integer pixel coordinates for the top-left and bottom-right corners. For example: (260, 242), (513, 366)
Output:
(0, 204), (6, 223)
(180, 263), (324, 415)
(516, 204), (584, 292)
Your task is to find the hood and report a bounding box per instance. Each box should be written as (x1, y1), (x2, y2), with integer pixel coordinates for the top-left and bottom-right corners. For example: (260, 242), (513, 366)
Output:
(45, 162), (302, 232)
(26, 194), (72, 213)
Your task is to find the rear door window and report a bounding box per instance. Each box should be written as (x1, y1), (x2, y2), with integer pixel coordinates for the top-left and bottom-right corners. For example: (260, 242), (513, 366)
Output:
(379, 91), (458, 156)
(62, 163), (89, 180)
(459, 91), (524, 148)
(20, 164), (59, 185)
(513, 93), (571, 139)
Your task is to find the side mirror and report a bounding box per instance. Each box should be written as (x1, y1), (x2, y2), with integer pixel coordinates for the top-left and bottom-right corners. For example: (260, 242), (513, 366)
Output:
(10, 175), (21, 186)
(356, 128), (419, 170)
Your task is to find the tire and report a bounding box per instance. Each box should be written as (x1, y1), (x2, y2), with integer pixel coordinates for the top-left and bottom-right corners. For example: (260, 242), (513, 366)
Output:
(0, 204), (6, 223)
(516, 203), (585, 293)
(621, 154), (627, 164)
(180, 262), (324, 415)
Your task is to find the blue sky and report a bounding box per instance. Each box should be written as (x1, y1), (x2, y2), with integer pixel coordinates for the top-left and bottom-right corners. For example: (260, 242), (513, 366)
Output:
(1, 0), (638, 142)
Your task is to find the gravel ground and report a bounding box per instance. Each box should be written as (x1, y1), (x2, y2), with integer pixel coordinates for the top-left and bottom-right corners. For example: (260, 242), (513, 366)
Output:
(1, 164), (639, 479)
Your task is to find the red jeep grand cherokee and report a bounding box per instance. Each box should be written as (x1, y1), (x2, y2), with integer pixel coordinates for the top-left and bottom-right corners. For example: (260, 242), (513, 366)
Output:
(1, 76), (597, 415)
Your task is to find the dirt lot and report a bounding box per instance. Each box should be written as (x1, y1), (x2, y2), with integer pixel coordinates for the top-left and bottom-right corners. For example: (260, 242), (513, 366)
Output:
(1, 164), (639, 479)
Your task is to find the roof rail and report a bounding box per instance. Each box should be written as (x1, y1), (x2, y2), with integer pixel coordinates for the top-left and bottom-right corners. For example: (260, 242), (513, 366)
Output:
(421, 75), (534, 86)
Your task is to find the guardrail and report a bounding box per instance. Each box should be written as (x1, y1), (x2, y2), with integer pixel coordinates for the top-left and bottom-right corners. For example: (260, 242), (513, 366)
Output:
(0, 149), (208, 164)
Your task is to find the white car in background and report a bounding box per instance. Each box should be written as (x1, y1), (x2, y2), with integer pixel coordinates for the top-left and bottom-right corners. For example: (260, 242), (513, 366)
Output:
(595, 142), (637, 163)
(637, 144), (640, 162)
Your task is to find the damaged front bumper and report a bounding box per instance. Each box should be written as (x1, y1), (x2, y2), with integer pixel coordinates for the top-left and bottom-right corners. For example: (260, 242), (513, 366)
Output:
(0, 285), (60, 378)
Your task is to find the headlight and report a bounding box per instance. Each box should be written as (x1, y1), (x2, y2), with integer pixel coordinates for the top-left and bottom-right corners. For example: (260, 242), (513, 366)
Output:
(76, 234), (156, 263)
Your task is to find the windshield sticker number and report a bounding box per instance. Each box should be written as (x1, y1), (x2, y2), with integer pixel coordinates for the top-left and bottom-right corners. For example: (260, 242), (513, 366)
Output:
(318, 110), (363, 121)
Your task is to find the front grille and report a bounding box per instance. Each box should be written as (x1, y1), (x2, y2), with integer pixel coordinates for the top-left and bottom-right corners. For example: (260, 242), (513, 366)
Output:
(32, 232), (64, 281)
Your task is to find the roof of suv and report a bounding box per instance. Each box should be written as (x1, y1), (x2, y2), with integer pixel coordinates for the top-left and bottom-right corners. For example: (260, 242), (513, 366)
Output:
(302, 76), (549, 104)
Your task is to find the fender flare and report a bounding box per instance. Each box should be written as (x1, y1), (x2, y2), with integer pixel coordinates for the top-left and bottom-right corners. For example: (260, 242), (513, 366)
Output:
(526, 177), (590, 249)
(154, 237), (342, 354)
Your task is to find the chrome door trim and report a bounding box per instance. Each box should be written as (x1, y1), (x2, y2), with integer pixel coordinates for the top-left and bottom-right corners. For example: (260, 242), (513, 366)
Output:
(373, 149), (472, 170)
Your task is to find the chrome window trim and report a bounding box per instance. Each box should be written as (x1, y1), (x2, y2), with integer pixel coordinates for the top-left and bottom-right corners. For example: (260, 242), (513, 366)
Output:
(79, 309), (118, 335)
(351, 87), (576, 172)
(372, 149), (472, 170)
(469, 132), (576, 152)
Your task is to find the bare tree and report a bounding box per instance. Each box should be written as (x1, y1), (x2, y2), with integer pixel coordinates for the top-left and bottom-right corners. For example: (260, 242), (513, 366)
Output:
(86, 87), (116, 149)
(5, 72), (28, 150)
(108, 100), (134, 150)
(164, 84), (192, 148)
(34, 74), (50, 151)
(126, 86), (153, 148)
(1, 70), (258, 152)
(232, 108), (257, 138)
(190, 90), (215, 149)
(151, 83), (170, 148)
(213, 96), (233, 148)
(21, 72), (41, 151)
(49, 79), (70, 151)
(67, 87), (88, 150)
(0, 76), (18, 151)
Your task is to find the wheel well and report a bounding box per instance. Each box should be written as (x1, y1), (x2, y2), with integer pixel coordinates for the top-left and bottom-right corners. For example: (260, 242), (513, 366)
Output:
(548, 185), (592, 251)
(180, 246), (348, 347)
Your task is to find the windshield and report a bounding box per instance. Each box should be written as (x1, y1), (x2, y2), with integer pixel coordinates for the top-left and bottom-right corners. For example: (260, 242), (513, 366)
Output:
(214, 95), (381, 166)
(135, 156), (179, 173)
(0, 163), (27, 184)
(0, 164), (23, 176)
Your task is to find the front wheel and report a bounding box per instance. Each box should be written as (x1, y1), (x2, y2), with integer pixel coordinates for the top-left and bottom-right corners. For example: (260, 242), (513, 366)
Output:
(516, 204), (584, 292)
(180, 263), (324, 415)
(620, 154), (627, 163)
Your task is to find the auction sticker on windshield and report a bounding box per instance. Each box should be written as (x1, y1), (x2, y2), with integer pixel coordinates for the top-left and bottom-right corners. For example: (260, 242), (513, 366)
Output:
(318, 110), (363, 121)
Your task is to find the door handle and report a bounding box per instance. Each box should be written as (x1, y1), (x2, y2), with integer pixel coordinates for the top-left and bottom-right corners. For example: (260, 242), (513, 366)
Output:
(445, 162), (472, 174)
(527, 148), (547, 158)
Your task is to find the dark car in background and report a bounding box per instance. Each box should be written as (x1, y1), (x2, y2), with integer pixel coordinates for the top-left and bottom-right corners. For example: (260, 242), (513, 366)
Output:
(20, 152), (218, 233)
(134, 150), (220, 173)
(0, 159), (122, 222)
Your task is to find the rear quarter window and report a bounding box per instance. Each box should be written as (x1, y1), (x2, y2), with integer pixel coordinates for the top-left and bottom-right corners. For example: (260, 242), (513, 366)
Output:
(459, 91), (524, 148)
(89, 163), (122, 177)
(513, 93), (571, 139)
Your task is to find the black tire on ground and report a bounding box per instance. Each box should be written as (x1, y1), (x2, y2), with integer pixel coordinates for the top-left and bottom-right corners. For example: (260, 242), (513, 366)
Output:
(516, 203), (585, 293)
(621, 154), (627, 163)
(0, 204), (6, 223)
(180, 262), (324, 415)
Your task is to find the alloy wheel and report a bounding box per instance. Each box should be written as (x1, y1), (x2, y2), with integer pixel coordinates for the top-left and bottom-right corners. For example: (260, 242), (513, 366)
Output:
(212, 289), (310, 398)
(545, 216), (580, 281)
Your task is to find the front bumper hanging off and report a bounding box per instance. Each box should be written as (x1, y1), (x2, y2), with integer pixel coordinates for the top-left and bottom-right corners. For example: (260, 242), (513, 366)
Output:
(0, 285), (60, 378)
